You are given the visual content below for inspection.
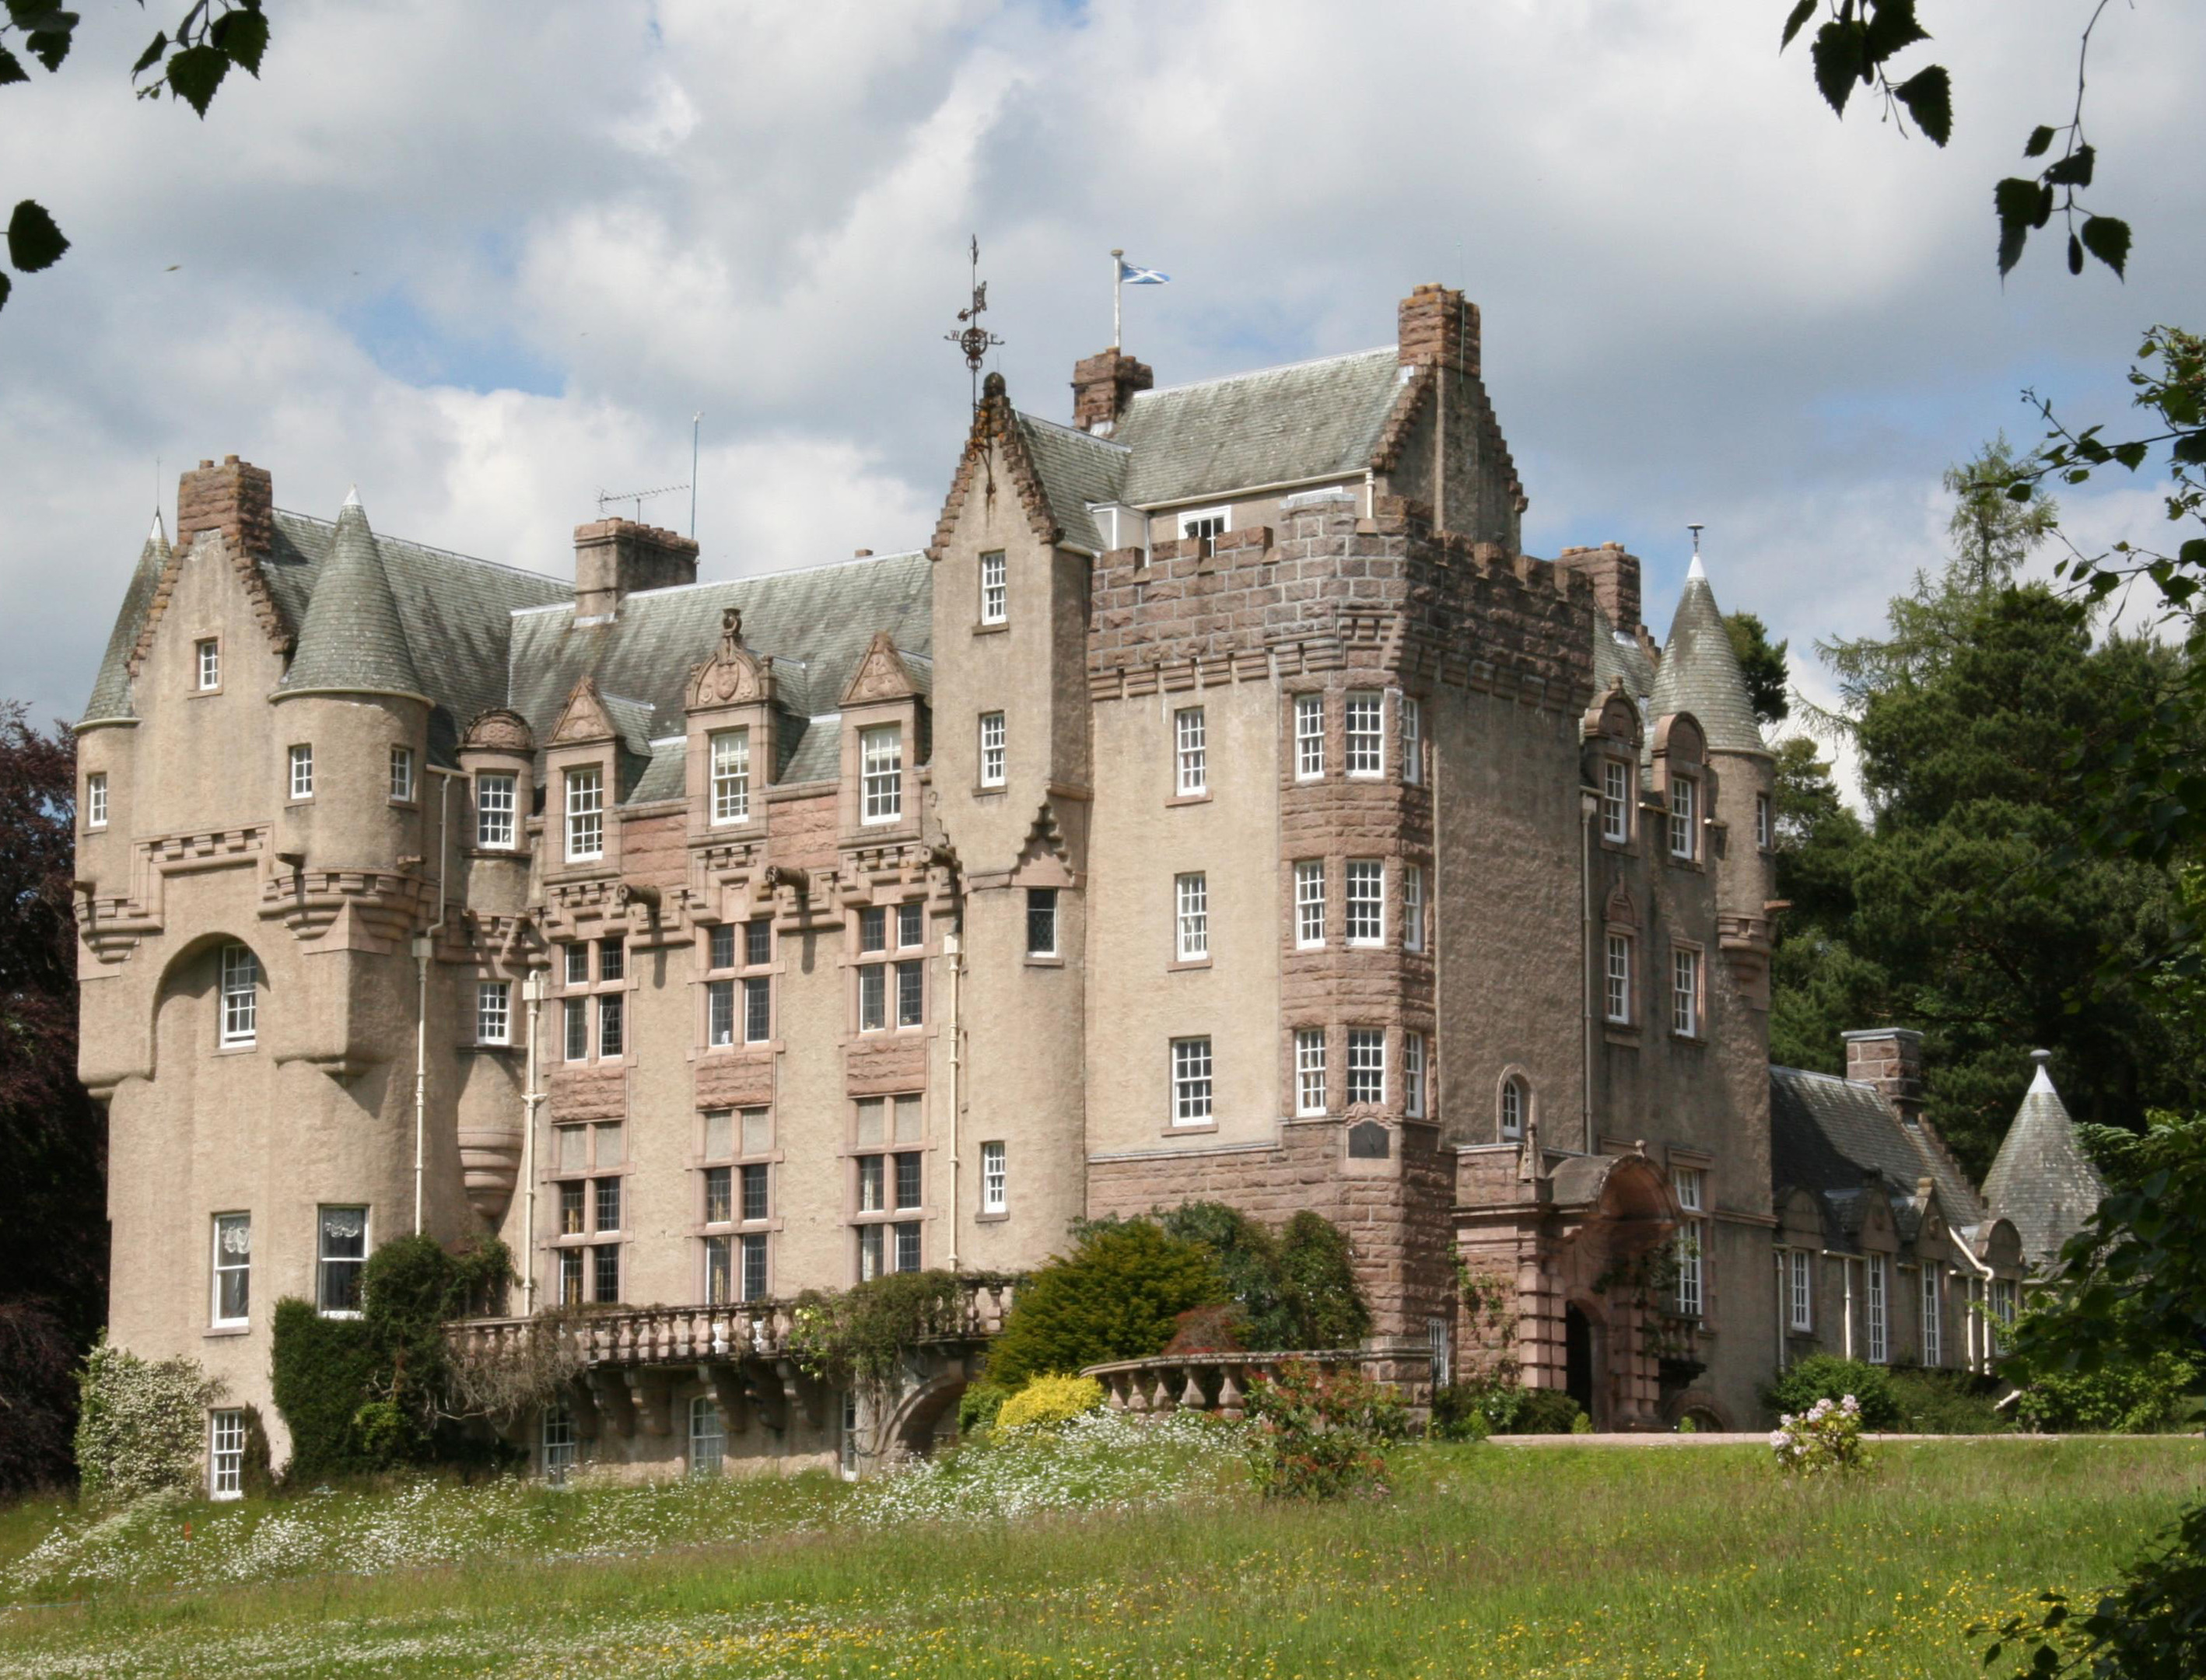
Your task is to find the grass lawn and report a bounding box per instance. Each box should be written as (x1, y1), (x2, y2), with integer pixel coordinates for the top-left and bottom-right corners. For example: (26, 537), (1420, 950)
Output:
(2, 1426), (2199, 1678)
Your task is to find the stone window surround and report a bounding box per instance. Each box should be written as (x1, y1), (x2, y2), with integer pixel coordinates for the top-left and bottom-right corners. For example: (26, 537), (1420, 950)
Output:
(194, 635), (222, 695)
(698, 915), (781, 1053)
(979, 1138), (1008, 1219)
(557, 933), (632, 1065)
(1669, 940), (1707, 1042)
(1495, 1063), (1535, 1143)
(547, 1127), (629, 1307)
(845, 898), (927, 1036)
(85, 770), (109, 831)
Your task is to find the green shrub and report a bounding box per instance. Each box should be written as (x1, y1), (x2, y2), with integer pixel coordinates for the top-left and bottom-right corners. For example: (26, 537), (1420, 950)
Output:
(1570, 1409), (1596, 1435)
(271, 1298), (383, 1479)
(986, 1223), (1227, 1390)
(1274, 1210), (1371, 1348)
(1886, 1365), (2010, 1433)
(1511, 1389), (1588, 1435)
(1244, 1360), (1397, 1499)
(1427, 1383), (1494, 1442)
(1763, 1355), (1902, 1430)
(789, 1269), (963, 1388)
(996, 1374), (1106, 1433)
(957, 1381), (1012, 1437)
(1675, 1415), (1697, 1433)
(1150, 1202), (1370, 1351)
(73, 1339), (224, 1502)
(2015, 1348), (2199, 1434)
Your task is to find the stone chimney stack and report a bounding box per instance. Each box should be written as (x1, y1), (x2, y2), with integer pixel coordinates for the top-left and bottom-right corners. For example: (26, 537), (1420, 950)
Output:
(1556, 544), (1642, 633)
(1070, 348), (1154, 435)
(573, 519), (700, 620)
(1398, 284), (1479, 374)
(1844, 1027), (1925, 1122)
(177, 455), (274, 559)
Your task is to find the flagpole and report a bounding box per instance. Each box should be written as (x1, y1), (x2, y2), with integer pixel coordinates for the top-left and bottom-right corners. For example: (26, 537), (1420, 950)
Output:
(1111, 248), (1122, 349)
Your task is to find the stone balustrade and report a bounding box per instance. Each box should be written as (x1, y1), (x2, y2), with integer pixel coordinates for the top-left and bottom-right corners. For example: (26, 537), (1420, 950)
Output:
(1083, 1349), (1387, 1420)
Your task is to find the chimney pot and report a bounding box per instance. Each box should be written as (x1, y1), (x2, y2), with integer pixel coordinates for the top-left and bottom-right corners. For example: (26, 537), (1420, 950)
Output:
(853, 548), (873, 558)
(573, 517), (700, 619)
(1397, 283), (1479, 376)
(176, 456), (274, 560)
(1556, 544), (1642, 633)
(1843, 1027), (1926, 1121)
(1071, 348), (1154, 434)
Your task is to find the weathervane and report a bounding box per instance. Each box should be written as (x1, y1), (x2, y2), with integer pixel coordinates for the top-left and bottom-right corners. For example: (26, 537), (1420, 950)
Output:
(945, 236), (1003, 411)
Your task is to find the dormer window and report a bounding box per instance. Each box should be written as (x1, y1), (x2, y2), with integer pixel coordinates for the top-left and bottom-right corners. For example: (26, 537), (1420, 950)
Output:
(196, 639), (220, 691)
(475, 773), (516, 849)
(1178, 507), (1229, 557)
(710, 729), (751, 824)
(860, 726), (902, 824)
(1668, 774), (1697, 860)
(566, 766), (604, 862)
(979, 551), (1007, 625)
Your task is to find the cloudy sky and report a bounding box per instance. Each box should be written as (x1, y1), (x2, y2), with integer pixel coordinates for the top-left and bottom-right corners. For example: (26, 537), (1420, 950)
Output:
(4, 0), (2201, 752)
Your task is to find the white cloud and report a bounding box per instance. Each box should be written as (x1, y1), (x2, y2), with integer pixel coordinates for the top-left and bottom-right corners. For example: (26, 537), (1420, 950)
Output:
(3, 0), (2202, 734)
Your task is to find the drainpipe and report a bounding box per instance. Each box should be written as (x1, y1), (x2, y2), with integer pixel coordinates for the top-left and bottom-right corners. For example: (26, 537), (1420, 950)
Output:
(945, 926), (963, 1272)
(413, 769), (456, 1237)
(1578, 789), (1598, 1153)
(520, 968), (546, 1313)
(1840, 1254), (1855, 1360)
(1774, 1250), (1786, 1373)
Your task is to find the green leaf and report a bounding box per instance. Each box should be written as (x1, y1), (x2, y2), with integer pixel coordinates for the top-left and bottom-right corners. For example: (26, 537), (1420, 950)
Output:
(6, 198), (68, 272)
(163, 44), (226, 117)
(2113, 441), (2148, 470)
(2079, 215), (2130, 278)
(1863, 0), (1928, 61)
(1811, 19), (1864, 117)
(2043, 143), (2095, 188)
(1892, 65), (1950, 145)
(2023, 124), (2057, 157)
(2031, 181), (2054, 229)
(1994, 177), (2037, 275)
(1781, 0), (1818, 50)
(2180, 539), (2206, 568)
(2067, 233), (2083, 275)
(131, 31), (166, 78)
(210, 9), (268, 75)
(2172, 430), (2206, 467)
(23, 19), (75, 73)
(0, 271), (10, 313)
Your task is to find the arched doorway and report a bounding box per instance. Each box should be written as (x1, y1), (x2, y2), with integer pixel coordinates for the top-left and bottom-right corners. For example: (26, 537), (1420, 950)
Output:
(1564, 1305), (1595, 1420)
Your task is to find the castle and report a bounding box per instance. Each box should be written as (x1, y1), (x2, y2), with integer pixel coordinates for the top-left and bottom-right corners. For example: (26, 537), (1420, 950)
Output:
(74, 285), (2092, 1489)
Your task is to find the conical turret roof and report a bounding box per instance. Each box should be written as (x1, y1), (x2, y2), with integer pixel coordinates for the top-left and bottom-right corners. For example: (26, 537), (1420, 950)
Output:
(279, 492), (425, 698)
(81, 513), (174, 724)
(1982, 1052), (2108, 1272)
(1650, 551), (1766, 754)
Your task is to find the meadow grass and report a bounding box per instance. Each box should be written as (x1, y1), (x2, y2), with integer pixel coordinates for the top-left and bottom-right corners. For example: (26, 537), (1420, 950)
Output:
(1, 1432), (2198, 1678)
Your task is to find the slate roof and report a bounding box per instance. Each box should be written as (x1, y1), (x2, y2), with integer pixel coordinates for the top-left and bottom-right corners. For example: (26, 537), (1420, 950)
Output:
(1981, 1059), (2108, 1271)
(82, 520), (172, 725)
(280, 500), (425, 701)
(1770, 1066), (1986, 1248)
(1650, 560), (1766, 756)
(1591, 608), (1658, 711)
(1112, 348), (1412, 507)
(1014, 413), (1126, 551)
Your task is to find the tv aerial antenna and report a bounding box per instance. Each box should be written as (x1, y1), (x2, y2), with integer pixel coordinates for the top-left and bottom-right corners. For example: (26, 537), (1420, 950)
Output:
(597, 481), (690, 524)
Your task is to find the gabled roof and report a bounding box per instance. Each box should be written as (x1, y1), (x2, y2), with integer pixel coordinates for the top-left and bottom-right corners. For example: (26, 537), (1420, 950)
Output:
(1013, 412), (1126, 551)
(1112, 348), (1413, 506)
(82, 516), (171, 725)
(1650, 557), (1766, 756)
(1982, 1056), (2108, 1271)
(1770, 1066), (1986, 1248)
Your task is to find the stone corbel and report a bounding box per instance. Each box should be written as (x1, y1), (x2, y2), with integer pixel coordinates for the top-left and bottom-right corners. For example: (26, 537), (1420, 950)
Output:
(776, 1357), (828, 1430)
(707, 1363), (751, 1434)
(565, 1377), (603, 1442)
(587, 1368), (637, 1438)
(628, 1369), (674, 1437)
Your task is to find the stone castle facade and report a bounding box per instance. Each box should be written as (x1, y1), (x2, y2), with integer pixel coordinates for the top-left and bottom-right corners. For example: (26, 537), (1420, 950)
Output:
(74, 285), (2085, 1488)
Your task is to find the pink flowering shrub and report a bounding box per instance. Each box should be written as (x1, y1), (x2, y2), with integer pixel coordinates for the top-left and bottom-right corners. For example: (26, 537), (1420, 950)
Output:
(1769, 1393), (1872, 1477)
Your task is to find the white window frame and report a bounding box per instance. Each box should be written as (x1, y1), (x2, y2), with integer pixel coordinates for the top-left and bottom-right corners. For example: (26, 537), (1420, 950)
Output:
(979, 711), (1006, 789)
(710, 728), (751, 825)
(1175, 872), (1209, 962)
(1294, 694), (1324, 779)
(86, 771), (107, 829)
(1178, 506), (1230, 555)
(1175, 705), (1207, 796)
(1867, 1253), (1889, 1364)
(1294, 1028), (1328, 1116)
(1922, 1264), (1943, 1365)
(219, 943), (257, 1047)
(1788, 1248), (1813, 1332)
(475, 772), (516, 849)
(212, 1213), (250, 1328)
(1171, 1036), (1213, 1125)
(1401, 695), (1423, 786)
(476, 980), (511, 1046)
(565, 765), (604, 862)
(317, 1205), (369, 1318)
(1671, 946), (1701, 1038)
(1499, 1076), (1525, 1142)
(1402, 863), (1425, 953)
(1605, 933), (1633, 1026)
(287, 744), (313, 801)
(1345, 691), (1384, 778)
(208, 1409), (244, 1500)
(1404, 1033), (1427, 1118)
(1346, 1028), (1386, 1106)
(1669, 774), (1698, 860)
(1346, 859), (1385, 947)
(1601, 759), (1631, 844)
(1756, 792), (1772, 851)
(981, 1140), (1007, 1213)
(196, 639), (220, 691)
(1294, 859), (1325, 949)
(388, 744), (415, 803)
(1672, 1167), (1705, 1318)
(860, 726), (902, 824)
(979, 551), (1007, 625)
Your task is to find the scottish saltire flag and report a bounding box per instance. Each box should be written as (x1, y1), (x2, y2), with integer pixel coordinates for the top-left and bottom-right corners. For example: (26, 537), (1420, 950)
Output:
(1118, 259), (1171, 285)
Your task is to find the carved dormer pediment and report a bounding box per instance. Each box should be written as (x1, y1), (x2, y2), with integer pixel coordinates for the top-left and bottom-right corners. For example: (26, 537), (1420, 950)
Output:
(689, 606), (773, 712)
(840, 630), (917, 709)
(463, 706), (534, 755)
(552, 675), (616, 746)
(1605, 881), (1637, 928)
(1582, 678), (1641, 747)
